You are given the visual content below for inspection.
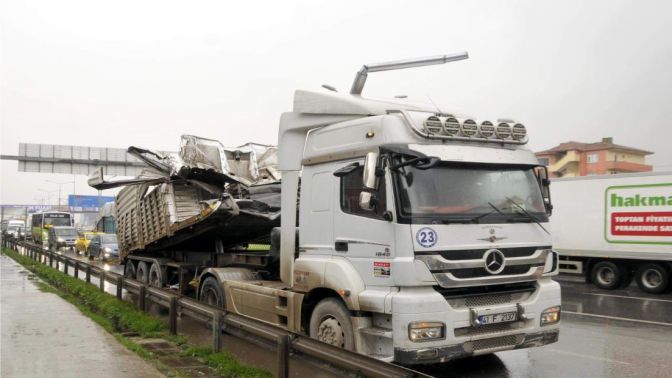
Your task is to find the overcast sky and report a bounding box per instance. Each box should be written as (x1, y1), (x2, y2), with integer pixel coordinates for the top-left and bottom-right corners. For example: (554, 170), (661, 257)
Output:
(1, 0), (671, 204)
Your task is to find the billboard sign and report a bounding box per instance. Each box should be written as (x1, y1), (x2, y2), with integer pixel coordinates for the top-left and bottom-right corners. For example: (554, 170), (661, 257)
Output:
(605, 183), (672, 245)
(68, 195), (115, 212)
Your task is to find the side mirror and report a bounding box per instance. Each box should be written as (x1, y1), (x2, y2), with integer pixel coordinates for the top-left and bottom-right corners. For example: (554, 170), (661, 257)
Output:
(359, 152), (379, 210)
(536, 166), (552, 214)
(362, 152), (379, 190)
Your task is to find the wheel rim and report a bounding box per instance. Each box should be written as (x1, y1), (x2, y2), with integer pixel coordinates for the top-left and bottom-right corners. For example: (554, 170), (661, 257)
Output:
(203, 288), (219, 307)
(596, 266), (616, 286)
(125, 264), (135, 278)
(642, 269), (663, 289)
(317, 316), (345, 348)
(150, 272), (161, 287)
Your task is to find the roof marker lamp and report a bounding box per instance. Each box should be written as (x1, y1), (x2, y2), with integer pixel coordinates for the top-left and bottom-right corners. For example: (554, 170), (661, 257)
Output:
(512, 123), (527, 141)
(409, 321), (445, 342)
(479, 121), (495, 138)
(460, 119), (478, 137)
(496, 122), (512, 139)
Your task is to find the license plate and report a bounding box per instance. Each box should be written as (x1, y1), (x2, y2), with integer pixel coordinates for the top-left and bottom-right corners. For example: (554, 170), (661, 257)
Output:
(478, 311), (517, 325)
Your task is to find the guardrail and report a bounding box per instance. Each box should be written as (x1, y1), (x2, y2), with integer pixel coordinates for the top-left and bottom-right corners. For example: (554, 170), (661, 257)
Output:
(1, 237), (430, 378)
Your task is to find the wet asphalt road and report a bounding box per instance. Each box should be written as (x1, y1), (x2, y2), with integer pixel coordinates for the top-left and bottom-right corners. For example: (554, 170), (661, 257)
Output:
(41, 248), (672, 377)
(417, 276), (672, 378)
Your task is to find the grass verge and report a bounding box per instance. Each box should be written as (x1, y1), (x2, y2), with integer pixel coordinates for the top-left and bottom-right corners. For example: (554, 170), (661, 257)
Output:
(2, 246), (271, 378)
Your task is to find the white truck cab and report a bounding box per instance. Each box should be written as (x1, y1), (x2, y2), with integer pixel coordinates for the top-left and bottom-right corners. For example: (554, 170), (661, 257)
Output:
(268, 54), (561, 363)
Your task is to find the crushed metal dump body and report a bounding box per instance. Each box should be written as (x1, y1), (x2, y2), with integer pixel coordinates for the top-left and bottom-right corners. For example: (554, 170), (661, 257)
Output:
(89, 135), (281, 261)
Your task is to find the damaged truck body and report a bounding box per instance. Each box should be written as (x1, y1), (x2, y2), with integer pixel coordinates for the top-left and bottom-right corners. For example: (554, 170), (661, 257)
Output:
(90, 53), (561, 364)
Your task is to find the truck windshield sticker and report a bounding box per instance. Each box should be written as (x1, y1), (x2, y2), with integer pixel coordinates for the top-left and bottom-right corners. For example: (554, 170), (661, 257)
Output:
(605, 183), (672, 245)
(416, 227), (438, 248)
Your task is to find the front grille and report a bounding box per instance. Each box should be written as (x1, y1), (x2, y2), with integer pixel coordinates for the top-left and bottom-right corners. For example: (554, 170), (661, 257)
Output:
(466, 334), (523, 353)
(436, 282), (536, 300)
(450, 265), (534, 278)
(418, 246), (544, 261)
(464, 293), (512, 307)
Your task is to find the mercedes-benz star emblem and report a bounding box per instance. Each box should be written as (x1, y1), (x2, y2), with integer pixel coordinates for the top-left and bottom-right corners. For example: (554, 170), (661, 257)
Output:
(483, 249), (506, 275)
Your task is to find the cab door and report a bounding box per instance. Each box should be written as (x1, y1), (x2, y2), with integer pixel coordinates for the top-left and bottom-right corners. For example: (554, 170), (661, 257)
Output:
(332, 161), (396, 286)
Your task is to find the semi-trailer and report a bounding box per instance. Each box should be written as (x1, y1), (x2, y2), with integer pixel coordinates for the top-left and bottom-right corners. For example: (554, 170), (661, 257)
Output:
(551, 171), (672, 294)
(90, 53), (561, 364)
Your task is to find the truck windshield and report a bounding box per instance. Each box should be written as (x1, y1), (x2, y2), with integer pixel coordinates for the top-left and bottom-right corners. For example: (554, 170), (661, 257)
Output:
(45, 215), (71, 226)
(393, 162), (547, 224)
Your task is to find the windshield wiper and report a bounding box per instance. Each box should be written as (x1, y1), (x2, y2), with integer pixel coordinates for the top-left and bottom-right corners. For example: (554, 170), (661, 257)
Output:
(470, 202), (506, 223)
(505, 197), (550, 235)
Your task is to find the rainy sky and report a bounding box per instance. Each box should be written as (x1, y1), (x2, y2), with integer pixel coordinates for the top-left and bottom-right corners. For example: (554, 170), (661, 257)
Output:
(1, 0), (671, 204)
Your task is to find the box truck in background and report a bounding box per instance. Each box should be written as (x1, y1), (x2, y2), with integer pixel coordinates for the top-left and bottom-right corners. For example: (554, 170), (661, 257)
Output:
(551, 172), (672, 294)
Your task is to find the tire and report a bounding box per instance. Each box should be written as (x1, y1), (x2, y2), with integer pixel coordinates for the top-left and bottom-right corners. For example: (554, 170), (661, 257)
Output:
(309, 298), (355, 351)
(124, 261), (137, 279)
(149, 263), (163, 288)
(199, 276), (225, 309)
(87, 248), (94, 261)
(136, 262), (149, 284)
(590, 261), (624, 290)
(635, 264), (670, 294)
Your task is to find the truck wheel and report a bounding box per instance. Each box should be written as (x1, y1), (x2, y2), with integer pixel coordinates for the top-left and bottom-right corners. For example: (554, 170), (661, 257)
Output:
(591, 261), (624, 290)
(635, 264), (670, 294)
(309, 298), (355, 351)
(199, 277), (225, 309)
(124, 261), (137, 279)
(149, 263), (163, 288)
(136, 262), (149, 284)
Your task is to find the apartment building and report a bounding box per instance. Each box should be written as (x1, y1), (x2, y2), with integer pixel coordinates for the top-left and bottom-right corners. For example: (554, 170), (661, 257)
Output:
(535, 137), (653, 177)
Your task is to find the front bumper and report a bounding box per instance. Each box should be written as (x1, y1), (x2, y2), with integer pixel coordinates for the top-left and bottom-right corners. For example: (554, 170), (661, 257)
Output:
(395, 329), (559, 364)
(387, 278), (561, 365)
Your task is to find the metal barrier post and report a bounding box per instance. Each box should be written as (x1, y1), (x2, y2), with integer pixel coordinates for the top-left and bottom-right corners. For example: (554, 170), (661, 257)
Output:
(55, 256), (59, 270)
(116, 277), (123, 299)
(139, 285), (146, 312)
(277, 335), (290, 378)
(99, 271), (105, 291)
(74, 263), (79, 279)
(64, 260), (69, 275)
(212, 312), (222, 353)
(49, 253), (53, 267)
(169, 297), (178, 335)
(85, 266), (91, 283)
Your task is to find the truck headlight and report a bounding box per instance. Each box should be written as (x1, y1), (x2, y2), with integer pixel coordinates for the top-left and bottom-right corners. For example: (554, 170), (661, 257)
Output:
(543, 249), (558, 275)
(541, 306), (561, 326)
(104, 247), (112, 253)
(57, 237), (64, 242)
(409, 322), (445, 342)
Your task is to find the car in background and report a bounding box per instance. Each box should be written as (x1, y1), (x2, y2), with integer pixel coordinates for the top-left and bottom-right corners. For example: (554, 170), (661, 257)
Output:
(48, 226), (78, 251)
(76, 231), (102, 255)
(5, 225), (26, 240)
(88, 234), (119, 262)
(2, 220), (25, 237)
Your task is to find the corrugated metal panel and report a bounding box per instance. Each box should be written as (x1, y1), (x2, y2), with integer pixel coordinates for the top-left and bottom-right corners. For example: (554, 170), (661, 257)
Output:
(107, 148), (127, 162)
(54, 163), (71, 173)
(40, 144), (54, 158)
(25, 144), (40, 157)
(72, 146), (89, 160)
(89, 147), (105, 160)
(54, 145), (72, 159)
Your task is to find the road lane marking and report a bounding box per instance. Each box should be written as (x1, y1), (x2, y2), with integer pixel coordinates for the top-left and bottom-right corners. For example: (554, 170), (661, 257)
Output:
(564, 311), (672, 327)
(546, 349), (631, 365)
(587, 293), (672, 303)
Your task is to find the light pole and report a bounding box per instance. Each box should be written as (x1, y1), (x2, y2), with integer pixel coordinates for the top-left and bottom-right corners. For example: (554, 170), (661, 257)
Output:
(45, 179), (76, 209)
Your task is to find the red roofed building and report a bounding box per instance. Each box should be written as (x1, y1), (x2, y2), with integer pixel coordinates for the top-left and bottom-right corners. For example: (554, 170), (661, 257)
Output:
(535, 137), (653, 178)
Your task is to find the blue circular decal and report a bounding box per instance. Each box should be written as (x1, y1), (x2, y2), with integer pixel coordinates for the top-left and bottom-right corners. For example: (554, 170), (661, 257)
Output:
(416, 227), (438, 248)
